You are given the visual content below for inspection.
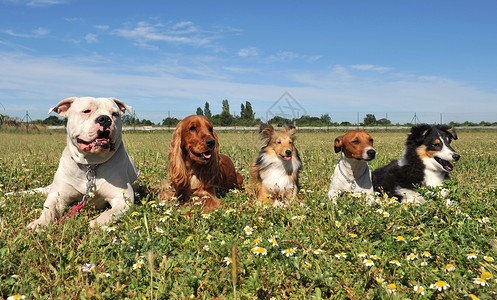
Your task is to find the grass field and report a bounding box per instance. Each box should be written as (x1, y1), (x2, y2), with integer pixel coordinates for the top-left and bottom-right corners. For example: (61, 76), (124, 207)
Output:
(1, 129), (497, 299)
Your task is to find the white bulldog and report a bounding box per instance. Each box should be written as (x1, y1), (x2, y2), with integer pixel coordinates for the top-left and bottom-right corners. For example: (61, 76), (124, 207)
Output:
(27, 97), (138, 231)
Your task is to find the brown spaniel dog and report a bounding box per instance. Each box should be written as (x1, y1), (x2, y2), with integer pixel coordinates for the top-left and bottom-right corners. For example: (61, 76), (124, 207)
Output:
(161, 115), (243, 211)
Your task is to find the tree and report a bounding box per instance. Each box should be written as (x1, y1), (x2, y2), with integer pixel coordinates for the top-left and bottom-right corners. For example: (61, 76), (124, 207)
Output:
(363, 114), (377, 126)
(162, 117), (180, 127)
(377, 118), (391, 125)
(241, 101), (255, 120)
(196, 107), (204, 116)
(222, 99), (230, 113)
(204, 102), (212, 119)
(320, 113), (331, 125)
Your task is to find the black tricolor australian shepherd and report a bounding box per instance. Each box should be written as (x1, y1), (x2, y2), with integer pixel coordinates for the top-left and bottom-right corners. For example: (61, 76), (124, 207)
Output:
(250, 124), (302, 203)
(372, 124), (460, 203)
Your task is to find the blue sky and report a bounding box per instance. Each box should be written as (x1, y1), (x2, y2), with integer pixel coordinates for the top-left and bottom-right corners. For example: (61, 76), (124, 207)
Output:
(1, 0), (496, 124)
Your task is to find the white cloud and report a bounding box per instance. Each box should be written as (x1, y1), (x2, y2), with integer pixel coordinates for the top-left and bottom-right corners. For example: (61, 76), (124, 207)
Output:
(112, 21), (217, 49)
(85, 33), (98, 43)
(1, 27), (49, 38)
(238, 46), (259, 57)
(351, 64), (390, 73)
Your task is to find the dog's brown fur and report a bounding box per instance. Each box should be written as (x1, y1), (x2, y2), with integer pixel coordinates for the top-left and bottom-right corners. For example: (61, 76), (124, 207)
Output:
(158, 115), (243, 211)
(250, 124), (302, 203)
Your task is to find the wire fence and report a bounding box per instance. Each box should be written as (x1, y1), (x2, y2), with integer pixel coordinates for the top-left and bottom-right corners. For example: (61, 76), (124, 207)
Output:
(3, 109), (497, 127)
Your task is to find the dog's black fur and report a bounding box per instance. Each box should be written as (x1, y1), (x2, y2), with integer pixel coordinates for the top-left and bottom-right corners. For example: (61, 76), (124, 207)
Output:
(372, 124), (459, 200)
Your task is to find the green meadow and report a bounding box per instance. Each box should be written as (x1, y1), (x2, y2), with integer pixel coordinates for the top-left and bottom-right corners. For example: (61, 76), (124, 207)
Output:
(1, 129), (496, 299)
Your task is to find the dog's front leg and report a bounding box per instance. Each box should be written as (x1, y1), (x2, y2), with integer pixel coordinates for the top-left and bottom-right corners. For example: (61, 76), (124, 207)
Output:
(89, 191), (133, 228)
(27, 193), (65, 232)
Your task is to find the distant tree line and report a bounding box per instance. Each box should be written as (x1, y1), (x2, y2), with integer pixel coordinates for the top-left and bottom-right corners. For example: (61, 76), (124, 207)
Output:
(3, 103), (497, 129)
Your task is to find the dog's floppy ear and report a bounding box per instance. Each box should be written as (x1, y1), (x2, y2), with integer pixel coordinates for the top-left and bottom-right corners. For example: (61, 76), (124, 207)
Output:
(437, 125), (458, 140)
(334, 136), (344, 153)
(49, 97), (76, 117)
(259, 123), (274, 146)
(168, 120), (187, 190)
(111, 98), (133, 115)
(409, 123), (432, 144)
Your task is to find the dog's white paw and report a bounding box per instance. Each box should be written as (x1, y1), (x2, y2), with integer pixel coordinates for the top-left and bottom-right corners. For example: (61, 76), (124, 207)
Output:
(27, 219), (47, 232)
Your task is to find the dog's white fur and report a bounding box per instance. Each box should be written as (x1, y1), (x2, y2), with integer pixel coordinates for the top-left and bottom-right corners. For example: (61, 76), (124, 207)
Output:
(27, 97), (137, 231)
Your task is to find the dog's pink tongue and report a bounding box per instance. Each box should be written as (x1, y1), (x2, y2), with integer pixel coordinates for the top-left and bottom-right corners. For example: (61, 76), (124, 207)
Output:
(284, 156), (292, 161)
(203, 152), (212, 159)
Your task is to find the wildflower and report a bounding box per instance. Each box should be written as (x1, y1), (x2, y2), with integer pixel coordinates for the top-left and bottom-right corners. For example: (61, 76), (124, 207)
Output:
(484, 256), (494, 262)
(292, 215), (305, 221)
(224, 257), (232, 265)
(349, 233), (357, 238)
(253, 237), (262, 245)
(375, 276), (384, 283)
(389, 260), (401, 266)
(268, 236), (278, 246)
(383, 211), (390, 218)
(335, 252), (347, 259)
(422, 251), (432, 258)
(251, 247), (267, 255)
(370, 254), (380, 260)
(357, 251), (367, 258)
(413, 285), (425, 295)
(481, 271), (493, 279)
(203, 245), (209, 251)
(133, 225), (142, 230)
(221, 240), (226, 245)
(244, 225), (253, 235)
(335, 221), (341, 227)
(81, 263), (95, 272)
(445, 263), (456, 271)
(467, 253), (478, 260)
(421, 261), (428, 266)
(303, 261), (312, 268)
(386, 283), (396, 294)
(155, 226), (165, 235)
(97, 272), (111, 278)
(466, 294), (479, 300)
(202, 213), (210, 219)
(473, 277), (488, 286)
(106, 226), (116, 232)
(406, 253), (418, 261)
(206, 234), (213, 241)
(131, 211), (139, 216)
(395, 236), (407, 243)
(313, 249), (324, 255)
(478, 217), (490, 224)
(133, 260), (144, 269)
(89, 192), (95, 198)
(244, 239), (250, 245)
(225, 208), (236, 214)
(363, 259), (374, 267)
(255, 201), (262, 207)
(7, 295), (26, 300)
(282, 248), (297, 257)
(430, 280), (450, 291)
(412, 236), (420, 241)
(160, 216), (169, 222)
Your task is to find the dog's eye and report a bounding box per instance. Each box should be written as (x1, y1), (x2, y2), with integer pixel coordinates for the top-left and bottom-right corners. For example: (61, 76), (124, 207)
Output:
(369, 139), (374, 143)
(289, 141), (293, 144)
(112, 112), (119, 117)
(351, 140), (359, 144)
(277, 141), (282, 144)
(82, 109), (91, 114)
(189, 126), (196, 132)
(209, 127), (213, 133)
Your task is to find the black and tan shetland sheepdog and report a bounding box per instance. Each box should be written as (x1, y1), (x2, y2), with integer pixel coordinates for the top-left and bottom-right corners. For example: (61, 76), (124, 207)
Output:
(372, 124), (460, 204)
(250, 124), (302, 203)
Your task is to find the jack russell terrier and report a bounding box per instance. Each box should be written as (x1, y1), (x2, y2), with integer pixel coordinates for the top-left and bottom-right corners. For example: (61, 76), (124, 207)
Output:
(328, 130), (376, 204)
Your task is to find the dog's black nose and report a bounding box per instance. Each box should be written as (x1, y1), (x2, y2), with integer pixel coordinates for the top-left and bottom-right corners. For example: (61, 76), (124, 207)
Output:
(95, 115), (112, 128)
(367, 149), (376, 158)
(205, 138), (216, 149)
(285, 150), (292, 157)
(453, 153), (460, 161)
